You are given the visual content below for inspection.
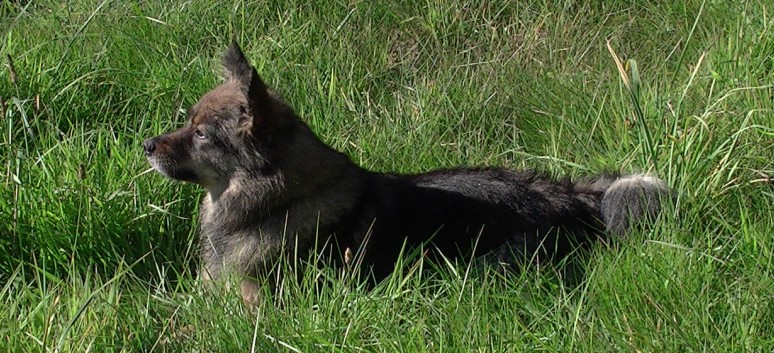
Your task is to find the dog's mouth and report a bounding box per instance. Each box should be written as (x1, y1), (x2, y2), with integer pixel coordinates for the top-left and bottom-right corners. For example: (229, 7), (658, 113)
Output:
(146, 156), (172, 177)
(146, 155), (200, 183)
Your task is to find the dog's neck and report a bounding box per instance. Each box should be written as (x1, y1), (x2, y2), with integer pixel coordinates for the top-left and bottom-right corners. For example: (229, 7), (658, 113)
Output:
(198, 164), (362, 240)
(205, 184), (228, 200)
(205, 170), (284, 205)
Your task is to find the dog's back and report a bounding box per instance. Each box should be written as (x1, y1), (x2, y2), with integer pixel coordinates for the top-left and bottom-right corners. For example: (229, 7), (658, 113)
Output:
(335, 168), (669, 279)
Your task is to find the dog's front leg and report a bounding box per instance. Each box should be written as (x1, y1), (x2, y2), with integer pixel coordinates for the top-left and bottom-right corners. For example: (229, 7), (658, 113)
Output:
(199, 256), (261, 305)
(198, 262), (218, 282)
(239, 277), (260, 305)
(199, 241), (224, 282)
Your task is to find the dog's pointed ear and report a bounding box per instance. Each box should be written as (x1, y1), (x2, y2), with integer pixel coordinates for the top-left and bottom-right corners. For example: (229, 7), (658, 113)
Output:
(222, 41), (253, 85)
(222, 41), (269, 99)
(223, 41), (275, 133)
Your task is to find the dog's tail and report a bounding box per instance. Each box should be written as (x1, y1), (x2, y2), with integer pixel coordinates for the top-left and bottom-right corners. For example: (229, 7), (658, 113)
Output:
(576, 174), (670, 236)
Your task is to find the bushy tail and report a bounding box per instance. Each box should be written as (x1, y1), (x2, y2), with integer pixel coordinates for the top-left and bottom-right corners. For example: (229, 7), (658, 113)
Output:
(595, 174), (670, 236)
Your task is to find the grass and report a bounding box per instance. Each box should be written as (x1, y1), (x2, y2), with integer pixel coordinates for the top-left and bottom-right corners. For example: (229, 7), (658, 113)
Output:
(1, 0), (773, 351)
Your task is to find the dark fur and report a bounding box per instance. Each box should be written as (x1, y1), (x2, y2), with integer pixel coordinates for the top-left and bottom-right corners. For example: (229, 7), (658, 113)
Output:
(144, 42), (669, 302)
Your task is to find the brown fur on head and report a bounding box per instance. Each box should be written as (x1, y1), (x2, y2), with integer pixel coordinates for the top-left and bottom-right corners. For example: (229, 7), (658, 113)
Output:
(143, 41), (289, 195)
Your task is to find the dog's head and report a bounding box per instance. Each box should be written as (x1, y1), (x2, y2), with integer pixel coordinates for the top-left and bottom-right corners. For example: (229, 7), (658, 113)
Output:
(144, 42), (290, 193)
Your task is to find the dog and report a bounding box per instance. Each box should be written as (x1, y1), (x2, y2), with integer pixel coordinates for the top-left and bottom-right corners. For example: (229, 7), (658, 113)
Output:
(143, 41), (669, 304)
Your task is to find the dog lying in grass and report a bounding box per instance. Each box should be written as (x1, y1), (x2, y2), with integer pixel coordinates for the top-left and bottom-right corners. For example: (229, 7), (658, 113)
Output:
(144, 41), (669, 304)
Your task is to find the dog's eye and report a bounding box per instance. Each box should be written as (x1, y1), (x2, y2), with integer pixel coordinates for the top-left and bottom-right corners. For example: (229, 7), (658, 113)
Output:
(194, 128), (206, 139)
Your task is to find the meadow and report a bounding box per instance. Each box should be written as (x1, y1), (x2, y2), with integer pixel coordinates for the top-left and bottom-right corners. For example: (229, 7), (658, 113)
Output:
(1, 0), (772, 351)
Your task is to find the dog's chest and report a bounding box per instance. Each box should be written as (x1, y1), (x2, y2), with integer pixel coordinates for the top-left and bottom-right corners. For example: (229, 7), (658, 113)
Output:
(197, 193), (326, 244)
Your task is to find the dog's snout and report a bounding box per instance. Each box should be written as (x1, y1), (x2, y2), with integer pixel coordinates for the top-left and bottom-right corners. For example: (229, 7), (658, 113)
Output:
(143, 138), (156, 155)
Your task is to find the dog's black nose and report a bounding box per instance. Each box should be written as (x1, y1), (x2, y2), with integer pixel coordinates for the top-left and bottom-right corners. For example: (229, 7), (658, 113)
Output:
(143, 138), (156, 155)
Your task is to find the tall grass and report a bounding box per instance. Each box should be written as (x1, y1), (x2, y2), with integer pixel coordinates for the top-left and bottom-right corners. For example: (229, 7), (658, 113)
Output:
(1, 0), (772, 351)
